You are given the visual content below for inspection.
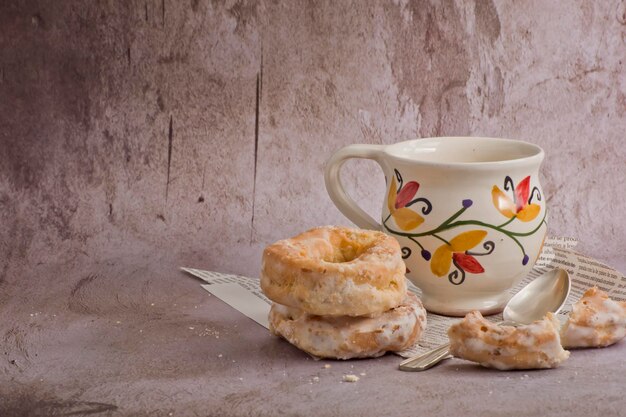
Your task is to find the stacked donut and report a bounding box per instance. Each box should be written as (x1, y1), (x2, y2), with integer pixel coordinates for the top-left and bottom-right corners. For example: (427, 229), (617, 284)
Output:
(260, 226), (427, 359)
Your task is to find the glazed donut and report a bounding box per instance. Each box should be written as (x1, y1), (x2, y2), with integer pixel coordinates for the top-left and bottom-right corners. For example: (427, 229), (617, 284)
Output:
(448, 311), (569, 370)
(269, 292), (427, 359)
(561, 287), (626, 348)
(261, 226), (407, 316)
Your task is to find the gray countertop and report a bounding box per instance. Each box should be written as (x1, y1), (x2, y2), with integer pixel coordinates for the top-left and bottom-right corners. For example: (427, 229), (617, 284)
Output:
(2, 251), (625, 417)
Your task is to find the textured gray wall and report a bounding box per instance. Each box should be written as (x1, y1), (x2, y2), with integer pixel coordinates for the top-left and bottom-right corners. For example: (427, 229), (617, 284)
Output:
(1, 0), (625, 282)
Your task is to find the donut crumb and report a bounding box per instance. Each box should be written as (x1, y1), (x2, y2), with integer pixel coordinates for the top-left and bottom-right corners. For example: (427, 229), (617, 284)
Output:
(342, 374), (359, 383)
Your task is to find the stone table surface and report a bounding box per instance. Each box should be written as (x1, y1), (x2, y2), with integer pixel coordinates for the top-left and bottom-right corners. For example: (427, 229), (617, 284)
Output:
(2, 250), (626, 417)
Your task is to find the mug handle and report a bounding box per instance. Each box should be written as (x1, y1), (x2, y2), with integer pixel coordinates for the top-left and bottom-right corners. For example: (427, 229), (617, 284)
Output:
(324, 144), (386, 231)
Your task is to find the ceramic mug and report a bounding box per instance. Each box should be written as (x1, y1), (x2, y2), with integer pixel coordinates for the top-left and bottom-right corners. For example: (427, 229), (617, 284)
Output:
(324, 137), (547, 316)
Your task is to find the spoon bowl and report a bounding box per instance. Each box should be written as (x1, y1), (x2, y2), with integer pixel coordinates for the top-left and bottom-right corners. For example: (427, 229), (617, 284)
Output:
(503, 268), (571, 324)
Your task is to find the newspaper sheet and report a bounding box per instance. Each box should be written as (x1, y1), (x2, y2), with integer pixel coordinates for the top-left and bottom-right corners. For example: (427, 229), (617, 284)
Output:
(183, 236), (625, 358)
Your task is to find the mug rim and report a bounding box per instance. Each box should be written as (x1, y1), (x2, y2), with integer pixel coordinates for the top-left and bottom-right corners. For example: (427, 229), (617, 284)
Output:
(384, 137), (545, 168)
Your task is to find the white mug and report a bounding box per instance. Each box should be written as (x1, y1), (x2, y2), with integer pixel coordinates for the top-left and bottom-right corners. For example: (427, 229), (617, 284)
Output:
(325, 137), (547, 316)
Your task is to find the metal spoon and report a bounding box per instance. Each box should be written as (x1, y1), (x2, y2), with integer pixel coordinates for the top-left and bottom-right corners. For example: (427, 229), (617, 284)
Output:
(398, 268), (571, 372)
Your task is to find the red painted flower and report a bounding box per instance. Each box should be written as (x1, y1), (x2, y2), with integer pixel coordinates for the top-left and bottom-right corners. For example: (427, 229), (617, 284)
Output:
(387, 177), (424, 231)
(492, 176), (540, 222)
(395, 181), (420, 209)
(451, 253), (485, 274)
(430, 230), (487, 277)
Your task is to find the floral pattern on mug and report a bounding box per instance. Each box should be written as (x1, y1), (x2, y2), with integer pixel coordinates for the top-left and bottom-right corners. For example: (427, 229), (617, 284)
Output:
(383, 171), (546, 285)
(491, 175), (541, 222)
(386, 170), (432, 231)
(430, 230), (487, 277)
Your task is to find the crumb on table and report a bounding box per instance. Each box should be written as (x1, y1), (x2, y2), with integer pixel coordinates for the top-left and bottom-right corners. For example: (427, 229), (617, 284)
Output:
(342, 374), (359, 383)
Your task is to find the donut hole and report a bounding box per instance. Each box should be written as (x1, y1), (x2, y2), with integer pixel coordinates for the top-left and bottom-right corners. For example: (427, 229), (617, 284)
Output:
(324, 234), (378, 263)
(330, 245), (360, 263)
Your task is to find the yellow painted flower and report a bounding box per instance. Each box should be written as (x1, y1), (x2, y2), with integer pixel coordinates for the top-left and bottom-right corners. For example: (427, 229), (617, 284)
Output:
(387, 176), (424, 231)
(492, 176), (540, 222)
(430, 230), (488, 277)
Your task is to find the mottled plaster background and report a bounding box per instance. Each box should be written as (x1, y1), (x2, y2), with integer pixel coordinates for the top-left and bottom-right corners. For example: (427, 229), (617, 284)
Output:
(1, 0), (625, 281)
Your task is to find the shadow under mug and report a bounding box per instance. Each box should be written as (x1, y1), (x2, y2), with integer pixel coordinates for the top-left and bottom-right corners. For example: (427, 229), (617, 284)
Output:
(324, 137), (547, 316)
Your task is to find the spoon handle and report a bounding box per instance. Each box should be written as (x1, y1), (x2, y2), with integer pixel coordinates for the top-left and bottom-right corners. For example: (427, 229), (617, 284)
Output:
(398, 342), (452, 371)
